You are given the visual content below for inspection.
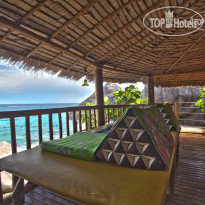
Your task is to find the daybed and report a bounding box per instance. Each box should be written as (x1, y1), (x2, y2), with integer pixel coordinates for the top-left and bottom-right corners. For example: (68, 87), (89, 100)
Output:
(0, 105), (180, 205)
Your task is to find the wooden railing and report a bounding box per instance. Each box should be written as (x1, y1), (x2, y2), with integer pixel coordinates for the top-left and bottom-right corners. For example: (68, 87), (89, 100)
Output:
(0, 104), (141, 198)
(0, 103), (175, 201)
(0, 104), (153, 153)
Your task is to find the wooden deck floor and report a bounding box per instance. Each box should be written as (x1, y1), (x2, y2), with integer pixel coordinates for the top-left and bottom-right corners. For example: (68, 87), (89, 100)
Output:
(24, 133), (205, 205)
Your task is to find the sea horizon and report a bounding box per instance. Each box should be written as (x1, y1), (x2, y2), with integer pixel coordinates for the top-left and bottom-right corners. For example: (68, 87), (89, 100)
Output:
(0, 103), (79, 150)
(0, 103), (79, 112)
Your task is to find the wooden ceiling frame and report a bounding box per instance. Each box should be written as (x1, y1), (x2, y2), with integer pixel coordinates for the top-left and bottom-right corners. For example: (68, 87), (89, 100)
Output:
(25, 0), (100, 60)
(19, 0), (50, 23)
(0, 0), (50, 45)
(85, 0), (165, 57)
(100, 0), (199, 69)
(147, 35), (190, 73)
(164, 32), (205, 74)
(0, 16), (95, 67)
(68, 0), (135, 48)
(1, 16), (144, 77)
(181, 48), (204, 72)
(154, 70), (205, 78)
(50, 0), (100, 38)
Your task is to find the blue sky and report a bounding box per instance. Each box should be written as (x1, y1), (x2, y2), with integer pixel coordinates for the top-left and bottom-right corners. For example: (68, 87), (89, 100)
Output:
(0, 60), (144, 104)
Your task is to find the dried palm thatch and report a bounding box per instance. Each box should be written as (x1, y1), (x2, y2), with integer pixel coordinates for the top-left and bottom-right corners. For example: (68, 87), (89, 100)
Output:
(0, 0), (205, 87)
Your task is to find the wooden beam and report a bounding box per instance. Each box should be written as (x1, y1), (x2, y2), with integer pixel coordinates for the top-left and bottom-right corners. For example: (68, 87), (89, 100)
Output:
(24, 0), (99, 59)
(0, 1), (49, 46)
(0, 171), (3, 203)
(164, 32), (205, 74)
(154, 70), (205, 78)
(97, 29), (145, 62)
(101, 0), (200, 67)
(12, 178), (24, 205)
(85, 0), (165, 56)
(69, 0), (135, 48)
(20, 0), (50, 23)
(48, 51), (62, 64)
(148, 74), (154, 104)
(111, 35), (165, 72)
(95, 66), (105, 127)
(102, 65), (144, 76)
(0, 30), (12, 43)
(50, 0), (100, 38)
(26, 42), (43, 58)
(0, 16), (96, 68)
(148, 35), (190, 72)
(181, 48), (204, 72)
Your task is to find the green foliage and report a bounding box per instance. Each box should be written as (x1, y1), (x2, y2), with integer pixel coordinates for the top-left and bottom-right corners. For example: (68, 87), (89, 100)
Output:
(113, 85), (147, 105)
(81, 85), (148, 129)
(195, 88), (205, 114)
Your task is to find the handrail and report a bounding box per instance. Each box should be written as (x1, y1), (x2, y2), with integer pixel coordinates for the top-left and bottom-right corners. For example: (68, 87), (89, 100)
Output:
(0, 104), (144, 119)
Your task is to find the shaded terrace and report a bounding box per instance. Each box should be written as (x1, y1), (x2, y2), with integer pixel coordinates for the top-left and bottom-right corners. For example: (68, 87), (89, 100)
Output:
(0, 0), (205, 204)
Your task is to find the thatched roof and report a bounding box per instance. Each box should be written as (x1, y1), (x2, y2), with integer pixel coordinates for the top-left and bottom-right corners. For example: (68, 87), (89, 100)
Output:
(0, 0), (205, 87)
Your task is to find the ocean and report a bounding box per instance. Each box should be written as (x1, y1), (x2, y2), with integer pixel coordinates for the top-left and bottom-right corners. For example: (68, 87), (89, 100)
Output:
(0, 103), (79, 150)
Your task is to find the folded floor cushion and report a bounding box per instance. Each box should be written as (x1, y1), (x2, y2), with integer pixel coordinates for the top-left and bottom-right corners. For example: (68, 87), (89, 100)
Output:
(157, 104), (180, 132)
(96, 106), (174, 170)
(41, 132), (107, 161)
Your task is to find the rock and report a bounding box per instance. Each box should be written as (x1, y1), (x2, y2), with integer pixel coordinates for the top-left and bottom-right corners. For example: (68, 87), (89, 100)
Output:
(0, 141), (12, 193)
(142, 85), (204, 126)
(79, 83), (120, 106)
(0, 141), (11, 158)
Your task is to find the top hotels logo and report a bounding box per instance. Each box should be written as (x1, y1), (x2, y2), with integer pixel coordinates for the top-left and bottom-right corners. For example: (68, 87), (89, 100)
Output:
(143, 6), (204, 36)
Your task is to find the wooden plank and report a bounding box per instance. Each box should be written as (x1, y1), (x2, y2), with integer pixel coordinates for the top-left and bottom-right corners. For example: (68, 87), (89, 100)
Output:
(85, 110), (88, 131)
(112, 108), (115, 122)
(89, 109), (92, 130)
(79, 110), (82, 132)
(10, 117), (17, 154)
(72, 111), (77, 134)
(25, 116), (31, 149)
(94, 109), (97, 128)
(10, 118), (19, 192)
(107, 108), (110, 123)
(58, 113), (63, 139)
(48, 113), (53, 140)
(12, 178), (24, 205)
(66, 112), (70, 136)
(38, 114), (42, 144)
(117, 108), (120, 120)
(0, 29), (12, 43)
(0, 172), (3, 203)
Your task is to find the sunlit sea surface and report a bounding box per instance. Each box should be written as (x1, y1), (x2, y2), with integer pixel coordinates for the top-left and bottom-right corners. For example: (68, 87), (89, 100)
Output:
(0, 103), (79, 149)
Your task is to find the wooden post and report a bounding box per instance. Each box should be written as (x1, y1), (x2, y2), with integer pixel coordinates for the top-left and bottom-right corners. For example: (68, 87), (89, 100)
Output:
(0, 171), (3, 204)
(175, 102), (179, 120)
(95, 66), (105, 127)
(148, 74), (155, 104)
(12, 178), (24, 205)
